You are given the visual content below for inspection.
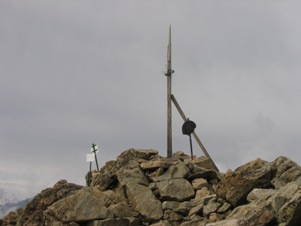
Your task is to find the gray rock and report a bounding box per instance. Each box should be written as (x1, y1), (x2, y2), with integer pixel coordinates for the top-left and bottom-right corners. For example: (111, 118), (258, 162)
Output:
(276, 183), (301, 225)
(150, 220), (172, 226)
(203, 201), (221, 217)
(209, 213), (224, 222)
(164, 210), (184, 221)
(216, 158), (276, 207)
(217, 202), (231, 213)
(156, 179), (195, 201)
(162, 200), (202, 215)
(272, 156), (301, 185)
(140, 159), (173, 170)
(247, 188), (276, 203)
(45, 187), (114, 222)
(125, 181), (163, 221)
(226, 203), (257, 220)
(180, 219), (210, 226)
(153, 162), (190, 182)
(91, 160), (117, 190)
(272, 182), (299, 211)
(188, 204), (204, 217)
(190, 165), (220, 181)
(192, 178), (209, 190)
(162, 201), (180, 211)
(206, 219), (240, 226)
(116, 163), (149, 186)
(109, 202), (138, 218)
(147, 167), (165, 180)
(192, 156), (217, 170)
(130, 149), (159, 160)
(87, 218), (138, 226)
(194, 187), (211, 201)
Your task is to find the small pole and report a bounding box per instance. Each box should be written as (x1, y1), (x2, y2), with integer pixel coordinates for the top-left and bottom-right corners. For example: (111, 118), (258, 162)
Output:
(86, 153), (94, 186)
(87, 161), (92, 186)
(189, 134), (193, 160)
(89, 161), (92, 175)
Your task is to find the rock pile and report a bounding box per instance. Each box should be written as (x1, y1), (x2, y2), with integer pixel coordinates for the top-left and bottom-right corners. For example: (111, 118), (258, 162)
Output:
(1, 149), (301, 226)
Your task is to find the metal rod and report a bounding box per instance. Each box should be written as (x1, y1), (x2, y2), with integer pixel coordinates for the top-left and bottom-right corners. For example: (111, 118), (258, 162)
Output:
(171, 94), (219, 172)
(189, 134), (193, 160)
(94, 152), (99, 171)
(88, 161), (92, 186)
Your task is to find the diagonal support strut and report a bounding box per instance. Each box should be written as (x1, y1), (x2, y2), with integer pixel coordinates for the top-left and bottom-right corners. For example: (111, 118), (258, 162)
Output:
(171, 94), (219, 172)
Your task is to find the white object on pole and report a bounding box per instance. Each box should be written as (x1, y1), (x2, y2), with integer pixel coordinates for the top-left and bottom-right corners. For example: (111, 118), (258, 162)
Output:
(86, 153), (95, 162)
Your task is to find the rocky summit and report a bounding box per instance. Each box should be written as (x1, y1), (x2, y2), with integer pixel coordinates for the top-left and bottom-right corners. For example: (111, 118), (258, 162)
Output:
(1, 149), (301, 226)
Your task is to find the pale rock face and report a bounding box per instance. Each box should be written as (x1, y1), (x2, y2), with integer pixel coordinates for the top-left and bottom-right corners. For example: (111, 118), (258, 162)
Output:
(192, 178), (209, 190)
(156, 179), (195, 201)
(272, 156), (301, 184)
(45, 187), (114, 222)
(125, 181), (163, 221)
(195, 187), (211, 200)
(153, 162), (190, 182)
(216, 158), (277, 207)
(2, 149), (301, 226)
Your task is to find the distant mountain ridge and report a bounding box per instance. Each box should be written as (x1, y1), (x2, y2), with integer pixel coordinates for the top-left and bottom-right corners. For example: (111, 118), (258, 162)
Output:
(0, 188), (17, 206)
(0, 199), (30, 218)
(0, 188), (30, 218)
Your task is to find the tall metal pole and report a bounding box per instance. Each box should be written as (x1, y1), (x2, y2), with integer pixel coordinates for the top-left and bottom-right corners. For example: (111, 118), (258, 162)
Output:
(166, 26), (173, 158)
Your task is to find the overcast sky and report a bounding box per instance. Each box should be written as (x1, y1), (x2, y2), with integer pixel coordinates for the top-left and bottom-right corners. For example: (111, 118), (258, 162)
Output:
(1, 1), (301, 200)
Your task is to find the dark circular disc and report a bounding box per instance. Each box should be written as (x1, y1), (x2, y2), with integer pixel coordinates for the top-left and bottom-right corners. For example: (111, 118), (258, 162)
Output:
(182, 120), (196, 135)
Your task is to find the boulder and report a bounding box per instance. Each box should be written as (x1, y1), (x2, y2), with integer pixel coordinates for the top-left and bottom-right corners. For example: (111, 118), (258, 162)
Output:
(150, 220), (172, 226)
(140, 159), (173, 170)
(206, 219), (240, 226)
(195, 187), (212, 200)
(246, 188), (276, 203)
(128, 149), (158, 160)
(116, 162), (149, 186)
(163, 210), (184, 221)
(91, 161), (117, 190)
(162, 200), (202, 215)
(216, 158), (277, 207)
(87, 217), (140, 226)
(45, 187), (115, 222)
(225, 179), (301, 225)
(125, 181), (163, 221)
(192, 178), (209, 190)
(108, 202), (138, 218)
(153, 162), (190, 182)
(203, 201), (222, 217)
(275, 180), (301, 225)
(156, 179), (195, 201)
(272, 156), (301, 185)
(190, 165), (220, 181)
(192, 156), (217, 170)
